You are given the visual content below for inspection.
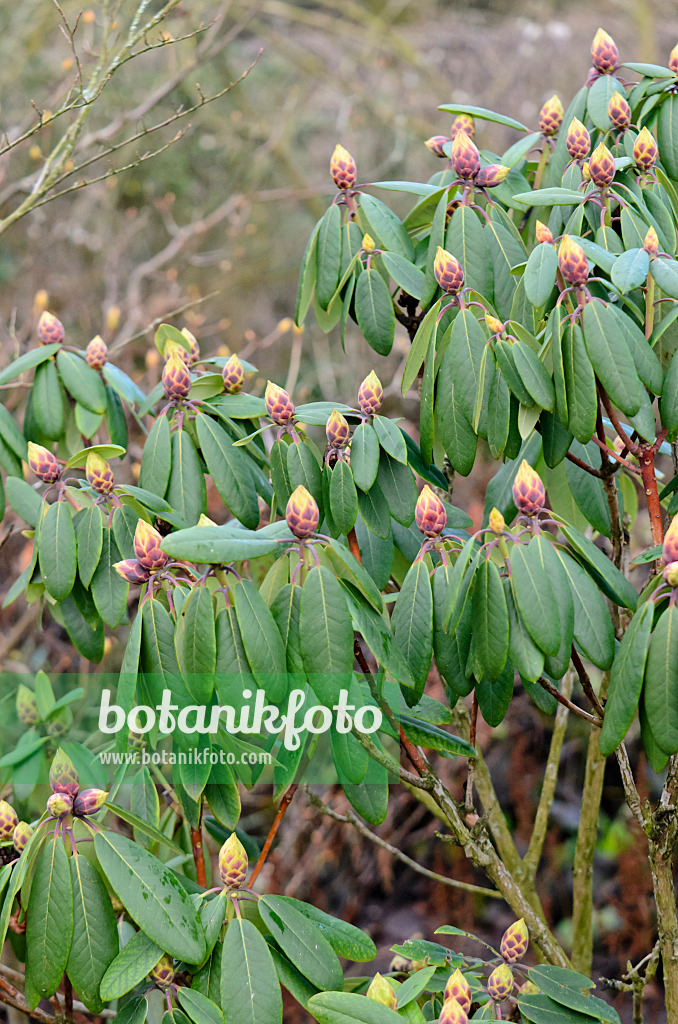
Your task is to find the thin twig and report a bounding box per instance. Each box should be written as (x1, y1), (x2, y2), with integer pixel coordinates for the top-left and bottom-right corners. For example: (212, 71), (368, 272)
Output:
(537, 676), (602, 727)
(571, 648), (605, 718)
(247, 784), (298, 887)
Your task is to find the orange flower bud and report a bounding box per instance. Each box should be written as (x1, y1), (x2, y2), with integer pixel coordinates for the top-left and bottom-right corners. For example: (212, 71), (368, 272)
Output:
(47, 792), (73, 817)
(539, 94), (564, 136)
(85, 335), (108, 370)
(439, 996), (469, 1024)
(13, 821), (33, 853)
(558, 235), (589, 286)
(608, 90), (631, 130)
(589, 141), (616, 187)
(476, 163), (510, 189)
(285, 484), (319, 540)
(512, 461), (546, 516)
(358, 370), (383, 416)
(425, 135), (449, 158)
(535, 220), (554, 245)
(162, 353), (191, 400)
(565, 118), (591, 162)
(74, 788), (109, 815)
(366, 974), (398, 1010)
(218, 833), (248, 889)
(134, 519), (168, 570)
(149, 954), (175, 989)
(485, 315), (505, 335)
(222, 354), (245, 394)
(644, 226), (659, 254)
(489, 507), (506, 534)
(663, 561), (678, 587)
(450, 130), (481, 180)
(633, 127), (658, 170)
(16, 683), (39, 725)
(670, 43), (678, 76)
(434, 246), (465, 294)
(591, 28), (619, 74)
(444, 969), (472, 1014)
(488, 964), (514, 1002)
(326, 408), (351, 447)
(500, 918), (529, 963)
(451, 114), (475, 139)
(86, 452), (115, 495)
(415, 485), (447, 538)
(114, 558), (152, 584)
(265, 381), (295, 425)
(663, 515), (678, 563)
(50, 748), (79, 797)
(37, 310), (64, 345)
(330, 144), (357, 190)
(181, 328), (200, 366)
(27, 442), (61, 483)
(0, 801), (19, 841)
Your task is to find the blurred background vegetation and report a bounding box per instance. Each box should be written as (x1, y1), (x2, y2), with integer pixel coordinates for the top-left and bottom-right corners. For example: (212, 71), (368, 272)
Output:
(1, 2), (677, 1020)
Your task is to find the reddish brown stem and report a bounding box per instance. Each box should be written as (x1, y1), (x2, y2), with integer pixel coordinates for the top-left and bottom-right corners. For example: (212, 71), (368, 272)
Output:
(571, 647), (605, 718)
(639, 447), (665, 548)
(565, 450), (604, 478)
(538, 676), (602, 727)
(64, 975), (73, 1024)
(191, 806), (207, 888)
(347, 526), (362, 563)
(247, 784), (298, 887)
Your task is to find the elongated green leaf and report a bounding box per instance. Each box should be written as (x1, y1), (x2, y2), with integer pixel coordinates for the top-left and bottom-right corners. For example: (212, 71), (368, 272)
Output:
(512, 340), (554, 411)
(485, 220), (524, 320)
(130, 766), (161, 848)
(447, 309), (486, 423)
(393, 559), (433, 698)
(510, 542), (560, 656)
(582, 299), (642, 417)
(260, 894), (343, 990)
(402, 300), (439, 395)
(104, 801), (183, 852)
(178, 988), (224, 1024)
(175, 585), (216, 702)
(470, 558), (509, 681)
(438, 102), (529, 132)
(75, 506), (103, 587)
(287, 439), (323, 512)
(380, 251), (425, 301)
(329, 460), (358, 535)
(658, 92), (678, 179)
(0, 342), (61, 385)
(25, 834), (74, 1005)
(57, 350), (107, 413)
(445, 205), (493, 300)
(552, 548), (614, 670)
(524, 242), (558, 307)
(38, 500), (77, 600)
(295, 218), (321, 326)
(162, 521), (293, 564)
(221, 917), (282, 1024)
(92, 526), (129, 627)
(643, 603), (678, 754)
(32, 357), (65, 439)
(67, 855), (119, 1012)
(95, 831), (205, 963)
(437, 345), (478, 475)
(234, 579), (287, 702)
(518, 993), (605, 1024)
(505, 579), (543, 682)
(372, 415), (408, 463)
(399, 714), (475, 757)
(359, 193), (414, 260)
(300, 565), (354, 704)
(559, 523), (638, 610)
(376, 451), (417, 526)
(562, 322), (597, 444)
(166, 428), (206, 526)
(196, 414), (259, 529)
(599, 600), (654, 756)
(650, 254), (678, 298)
(316, 204), (343, 310)
(354, 268), (395, 355)
(99, 928), (163, 1000)
(308, 991), (403, 1024)
(528, 966), (620, 1023)
(61, 588), (105, 662)
(343, 748), (389, 823)
(139, 413), (172, 498)
(273, 897), (377, 962)
(351, 421), (380, 492)
(611, 247), (650, 293)
(6, 476), (42, 526)
(606, 304), (663, 396)
(513, 187), (585, 207)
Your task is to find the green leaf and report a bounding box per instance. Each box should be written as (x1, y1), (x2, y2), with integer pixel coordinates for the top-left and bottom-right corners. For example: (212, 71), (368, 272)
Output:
(32, 358), (65, 439)
(376, 451), (417, 526)
(175, 585), (216, 702)
(196, 414), (259, 529)
(399, 714), (475, 757)
(524, 242), (558, 307)
(438, 102), (529, 132)
(513, 187), (584, 207)
(272, 897), (377, 962)
(61, 589), (105, 662)
(402, 301), (439, 395)
(342, 749), (389, 824)
(166, 428), (206, 526)
(94, 831), (205, 963)
(650, 255), (678, 299)
(359, 193), (414, 260)
(518, 994), (608, 1024)
(562, 322), (598, 444)
(287, 439), (323, 513)
(25, 834), (74, 1004)
(354, 269), (395, 356)
(373, 416), (408, 463)
(57, 350), (107, 413)
(512, 340), (555, 411)
(234, 579), (287, 703)
(329, 461), (358, 535)
(75, 506), (103, 588)
(582, 299), (643, 417)
(552, 548), (614, 671)
(0, 403), (28, 460)
(643, 603), (678, 754)
(6, 476), (43, 526)
(475, 659), (514, 726)
(437, 347), (478, 476)
(380, 251), (426, 301)
(447, 309), (486, 422)
(510, 542), (561, 657)
(599, 600), (654, 756)
(260, 894), (343, 990)
(92, 526), (129, 627)
(559, 523), (638, 610)
(178, 988), (224, 1024)
(130, 766), (160, 848)
(611, 247), (650, 293)
(162, 521), (293, 564)
(471, 558), (509, 681)
(606, 304), (661, 396)
(295, 218), (321, 326)
(0, 342), (62, 385)
(103, 801), (183, 853)
(658, 93), (678, 180)
(528, 966), (620, 1023)
(67, 855), (119, 1012)
(139, 413), (172, 498)
(393, 559), (433, 697)
(445, 205), (493, 301)
(300, 566), (354, 704)
(221, 918), (282, 1024)
(506, 579), (544, 682)
(351, 421), (380, 492)
(39, 500), (77, 600)
(316, 204), (343, 310)
(587, 73), (626, 130)
(308, 991), (403, 1024)
(99, 928), (163, 1000)
(565, 441), (612, 537)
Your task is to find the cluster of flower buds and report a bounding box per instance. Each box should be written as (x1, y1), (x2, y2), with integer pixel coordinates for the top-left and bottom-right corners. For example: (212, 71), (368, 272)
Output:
(47, 792), (73, 817)
(162, 352), (192, 401)
(28, 442), (62, 484)
(608, 90), (631, 131)
(663, 517), (678, 585)
(0, 800), (19, 842)
(47, 747), (108, 819)
(358, 371), (383, 416)
(181, 328), (200, 366)
(487, 963), (514, 1002)
(557, 235), (589, 287)
(115, 520), (168, 584)
(444, 969), (472, 1014)
(286, 485), (320, 540)
(85, 335), (108, 370)
(366, 974), (397, 1010)
(37, 310), (65, 345)
(149, 954), (175, 989)
(633, 127), (658, 171)
(434, 247), (465, 295)
(86, 451), (115, 495)
(222, 353), (245, 394)
(16, 683), (39, 725)
(218, 832), (248, 889)
(265, 381), (295, 425)
(326, 408), (351, 449)
(13, 821), (33, 853)
(449, 130), (509, 189)
(590, 28), (619, 75)
(588, 141), (616, 188)
(500, 918), (529, 963)
(512, 461), (546, 517)
(415, 485), (447, 538)
(644, 226), (659, 255)
(565, 118), (591, 163)
(425, 115), (475, 159)
(330, 144), (357, 191)
(538, 95), (564, 137)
